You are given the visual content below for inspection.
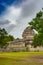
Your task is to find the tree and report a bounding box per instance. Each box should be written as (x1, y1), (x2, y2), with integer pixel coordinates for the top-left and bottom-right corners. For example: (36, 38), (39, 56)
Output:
(0, 28), (7, 48)
(29, 9), (43, 47)
(0, 28), (8, 36)
(32, 33), (43, 47)
(8, 35), (14, 41)
(0, 28), (14, 48)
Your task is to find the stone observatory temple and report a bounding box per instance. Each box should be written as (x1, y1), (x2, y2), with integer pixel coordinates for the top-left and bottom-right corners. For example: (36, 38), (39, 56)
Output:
(22, 26), (35, 46)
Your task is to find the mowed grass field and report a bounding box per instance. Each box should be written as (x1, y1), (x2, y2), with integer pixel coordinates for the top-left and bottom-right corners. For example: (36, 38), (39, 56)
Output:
(0, 52), (43, 65)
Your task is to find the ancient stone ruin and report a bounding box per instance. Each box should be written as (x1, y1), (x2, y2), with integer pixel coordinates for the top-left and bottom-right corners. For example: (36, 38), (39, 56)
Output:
(4, 26), (35, 52)
(0, 26), (35, 52)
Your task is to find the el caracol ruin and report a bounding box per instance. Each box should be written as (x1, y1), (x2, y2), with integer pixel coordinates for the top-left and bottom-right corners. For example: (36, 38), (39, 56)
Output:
(2, 26), (35, 52)
(0, 26), (43, 52)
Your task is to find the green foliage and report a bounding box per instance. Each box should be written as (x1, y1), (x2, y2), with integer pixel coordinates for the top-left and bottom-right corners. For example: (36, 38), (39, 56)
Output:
(8, 35), (14, 41)
(29, 10), (43, 33)
(32, 33), (43, 47)
(0, 28), (8, 36)
(0, 28), (14, 48)
(16, 38), (20, 40)
(29, 8), (43, 47)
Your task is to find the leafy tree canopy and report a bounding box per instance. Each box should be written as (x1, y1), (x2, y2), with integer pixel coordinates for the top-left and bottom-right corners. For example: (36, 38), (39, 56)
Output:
(29, 10), (43, 33)
(29, 9), (43, 47)
(0, 28), (14, 48)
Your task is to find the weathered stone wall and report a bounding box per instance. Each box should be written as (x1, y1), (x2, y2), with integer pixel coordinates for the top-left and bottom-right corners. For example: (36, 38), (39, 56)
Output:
(0, 26), (43, 52)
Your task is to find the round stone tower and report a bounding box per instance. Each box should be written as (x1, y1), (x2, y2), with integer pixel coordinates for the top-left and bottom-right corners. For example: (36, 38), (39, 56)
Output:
(22, 26), (35, 40)
(22, 26), (35, 46)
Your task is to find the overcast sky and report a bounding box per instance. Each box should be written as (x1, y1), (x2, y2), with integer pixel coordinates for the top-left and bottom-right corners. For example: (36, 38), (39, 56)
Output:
(0, 0), (43, 38)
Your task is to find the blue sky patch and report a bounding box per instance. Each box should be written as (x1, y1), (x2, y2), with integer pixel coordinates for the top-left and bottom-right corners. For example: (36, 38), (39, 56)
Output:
(0, 0), (25, 15)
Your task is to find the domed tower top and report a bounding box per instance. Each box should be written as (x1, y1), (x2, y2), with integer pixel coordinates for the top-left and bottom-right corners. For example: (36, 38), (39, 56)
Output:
(22, 26), (35, 40)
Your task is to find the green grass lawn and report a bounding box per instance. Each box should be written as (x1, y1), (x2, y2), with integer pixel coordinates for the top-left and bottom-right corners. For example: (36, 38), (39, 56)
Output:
(0, 52), (43, 65)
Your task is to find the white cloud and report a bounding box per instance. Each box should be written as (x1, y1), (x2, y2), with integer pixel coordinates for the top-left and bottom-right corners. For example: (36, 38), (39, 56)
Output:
(0, 0), (43, 38)
(2, 6), (22, 25)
